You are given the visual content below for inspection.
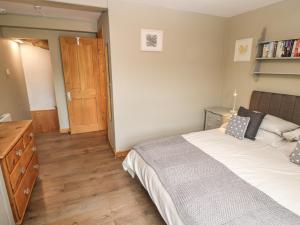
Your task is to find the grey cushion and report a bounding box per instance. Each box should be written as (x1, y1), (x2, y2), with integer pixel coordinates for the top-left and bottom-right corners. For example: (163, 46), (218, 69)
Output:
(225, 115), (250, 140)
(290, 140), (300, 165)
(238, 107), (266, 140)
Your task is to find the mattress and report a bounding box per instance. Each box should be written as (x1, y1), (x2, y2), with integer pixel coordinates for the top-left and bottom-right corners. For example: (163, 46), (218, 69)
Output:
(123, 128), (300, 225)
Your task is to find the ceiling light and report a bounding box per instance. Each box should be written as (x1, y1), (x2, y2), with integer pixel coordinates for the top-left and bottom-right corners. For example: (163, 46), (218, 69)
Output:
(33, 5), (43, 16)
(0, 8), (6, 15)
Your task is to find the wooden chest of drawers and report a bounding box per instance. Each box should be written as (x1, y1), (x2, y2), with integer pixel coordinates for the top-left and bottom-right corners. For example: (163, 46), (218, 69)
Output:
(0, 120), (39, 224)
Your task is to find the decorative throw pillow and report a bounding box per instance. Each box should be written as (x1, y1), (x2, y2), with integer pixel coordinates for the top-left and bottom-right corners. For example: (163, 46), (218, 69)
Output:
(290, 140), (300, 165)
(225, 115), (250, 140)
(238, 107), (266, 140)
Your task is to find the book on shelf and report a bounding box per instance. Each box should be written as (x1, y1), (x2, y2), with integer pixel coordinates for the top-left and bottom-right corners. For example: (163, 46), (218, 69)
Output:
(292, 39), (300, 57)
(275, 40), (295, 57)
(259, 39), (300, 59)
(276, 41), (284, 58)
(268, 41), (277, 58)
(285, 40), (294, 57)
(261, 41), (277, 58)
(262, 43), (268, 58)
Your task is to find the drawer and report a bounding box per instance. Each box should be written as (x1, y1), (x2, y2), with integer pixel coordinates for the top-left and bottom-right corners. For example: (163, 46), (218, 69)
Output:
(10, 141), (35, 192)
(205, 123), (220, 130)
(205, 120), (222, 130)
(206, 112), (222, 123)
(206, 119), (222, 128)
(23, 125), (34, 149)
(6, 138), (25, 173)
(14, 153), (39, 219)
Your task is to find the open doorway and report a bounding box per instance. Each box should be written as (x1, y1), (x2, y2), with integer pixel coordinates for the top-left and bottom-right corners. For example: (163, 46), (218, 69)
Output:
(18, 38), (59, 134)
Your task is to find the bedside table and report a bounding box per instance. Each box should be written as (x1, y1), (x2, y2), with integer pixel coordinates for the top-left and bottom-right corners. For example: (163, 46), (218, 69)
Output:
(204, 107), (232, 130)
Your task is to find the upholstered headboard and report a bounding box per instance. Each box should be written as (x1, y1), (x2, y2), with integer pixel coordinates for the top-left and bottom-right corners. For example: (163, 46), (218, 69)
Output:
(249, 91), (300, 125)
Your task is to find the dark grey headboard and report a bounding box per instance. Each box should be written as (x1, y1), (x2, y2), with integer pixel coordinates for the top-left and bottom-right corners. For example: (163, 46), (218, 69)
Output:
(249, 91), (300, 125)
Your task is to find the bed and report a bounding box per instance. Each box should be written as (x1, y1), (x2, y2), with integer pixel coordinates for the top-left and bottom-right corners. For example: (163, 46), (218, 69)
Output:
(123, 91), (300, 225)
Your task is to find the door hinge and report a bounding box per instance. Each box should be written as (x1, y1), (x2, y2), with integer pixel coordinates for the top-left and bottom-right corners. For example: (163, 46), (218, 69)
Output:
(76, 37), (80, 46)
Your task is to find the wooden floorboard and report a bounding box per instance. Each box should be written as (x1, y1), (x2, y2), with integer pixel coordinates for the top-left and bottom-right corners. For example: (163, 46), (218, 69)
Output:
(23, 131), (166, 225)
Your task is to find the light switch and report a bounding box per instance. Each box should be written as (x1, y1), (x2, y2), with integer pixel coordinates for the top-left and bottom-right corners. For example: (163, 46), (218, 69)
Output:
(5, 69), (11, 76)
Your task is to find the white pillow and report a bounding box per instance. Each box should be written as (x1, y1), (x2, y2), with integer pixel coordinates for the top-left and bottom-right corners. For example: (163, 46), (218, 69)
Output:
(282, 128), (300, 142)
(256, 128), (284, 148)
(260, 114), (299, 136)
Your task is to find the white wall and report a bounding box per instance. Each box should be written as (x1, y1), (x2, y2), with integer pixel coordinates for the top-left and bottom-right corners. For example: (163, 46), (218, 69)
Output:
(20, 44), (56, 111)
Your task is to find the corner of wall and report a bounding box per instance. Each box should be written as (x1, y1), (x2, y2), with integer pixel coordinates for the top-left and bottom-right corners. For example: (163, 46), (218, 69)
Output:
(98, 10), (117, 150)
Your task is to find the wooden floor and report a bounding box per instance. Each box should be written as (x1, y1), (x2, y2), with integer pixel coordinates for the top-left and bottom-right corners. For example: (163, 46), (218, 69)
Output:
(23, 131), (166, 225)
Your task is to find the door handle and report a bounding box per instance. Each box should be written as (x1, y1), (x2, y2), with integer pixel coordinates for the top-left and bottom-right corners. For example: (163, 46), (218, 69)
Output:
(67, 92), (72, 102)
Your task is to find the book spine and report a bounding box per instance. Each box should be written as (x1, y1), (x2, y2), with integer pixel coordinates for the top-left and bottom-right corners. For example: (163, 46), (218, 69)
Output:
(292, 40), (297, 57)
(276, 41), (283, 58)
(268, 42), (276, 58)
(263, 43), (269, 58)
(293, 39), (300, 57)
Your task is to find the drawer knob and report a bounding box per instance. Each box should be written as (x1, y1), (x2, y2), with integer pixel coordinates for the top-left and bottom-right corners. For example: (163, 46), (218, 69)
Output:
(16, 149), (23, 157)
(20, 167), (26, 175)
(24, 188), (30, 195)
(29, 132), (34, 138)
(32, 146), (37, 152)
(33, 164), (39, 170)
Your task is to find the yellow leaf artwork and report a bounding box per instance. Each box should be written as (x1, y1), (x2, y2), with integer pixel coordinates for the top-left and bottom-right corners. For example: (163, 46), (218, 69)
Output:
(234, 38), (253, 62)
(239, 45), (248, 55)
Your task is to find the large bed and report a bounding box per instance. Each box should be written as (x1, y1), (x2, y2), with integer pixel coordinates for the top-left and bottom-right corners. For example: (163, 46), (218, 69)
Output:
(123, 91), (300, 225)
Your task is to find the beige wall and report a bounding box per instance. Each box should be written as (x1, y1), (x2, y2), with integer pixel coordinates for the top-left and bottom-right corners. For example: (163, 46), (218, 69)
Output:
(222, 0), (300, 109)
(0, 33), (31, 120)
(1, 27), (96, 129)
(108, 0), (226, 151)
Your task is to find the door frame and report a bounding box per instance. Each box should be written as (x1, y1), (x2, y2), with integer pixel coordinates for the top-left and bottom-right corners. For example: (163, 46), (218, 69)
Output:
(97, 27), (112, 145)
(97, 31), (109, 131)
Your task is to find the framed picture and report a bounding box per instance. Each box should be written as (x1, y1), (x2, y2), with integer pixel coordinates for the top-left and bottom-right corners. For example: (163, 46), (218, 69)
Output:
(141, 29), (163, 52)
(234, 38), (253, 62)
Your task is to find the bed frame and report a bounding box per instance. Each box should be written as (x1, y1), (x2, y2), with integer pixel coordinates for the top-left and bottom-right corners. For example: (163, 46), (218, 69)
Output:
(249, 91), (300, 125)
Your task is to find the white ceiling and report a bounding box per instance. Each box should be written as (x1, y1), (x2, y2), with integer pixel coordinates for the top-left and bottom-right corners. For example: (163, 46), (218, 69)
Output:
(0, 0), (286, 19)
(124, 0), (285, 17)
(0, 0), (101, 22)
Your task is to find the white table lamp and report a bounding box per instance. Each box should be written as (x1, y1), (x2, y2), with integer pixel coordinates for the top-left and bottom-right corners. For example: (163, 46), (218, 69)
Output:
(230, 88), (238, 114)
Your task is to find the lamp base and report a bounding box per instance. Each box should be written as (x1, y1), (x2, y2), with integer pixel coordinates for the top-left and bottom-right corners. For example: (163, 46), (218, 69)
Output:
(230, 109), (237, 115)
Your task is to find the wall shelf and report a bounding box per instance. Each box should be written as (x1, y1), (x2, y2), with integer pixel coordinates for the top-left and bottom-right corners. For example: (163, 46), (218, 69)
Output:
(254, 38), (300, 75)
(256, 57), (300, 60)
(257, 38), (299, 45)
(253, 71), (300, 75)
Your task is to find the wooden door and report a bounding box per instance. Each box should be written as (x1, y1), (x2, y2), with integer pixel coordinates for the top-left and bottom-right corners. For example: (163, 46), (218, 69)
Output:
(60, 37), (105, 134)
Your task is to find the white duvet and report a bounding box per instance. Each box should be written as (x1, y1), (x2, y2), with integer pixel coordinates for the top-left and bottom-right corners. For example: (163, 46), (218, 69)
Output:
(123, 128), (300, 225)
